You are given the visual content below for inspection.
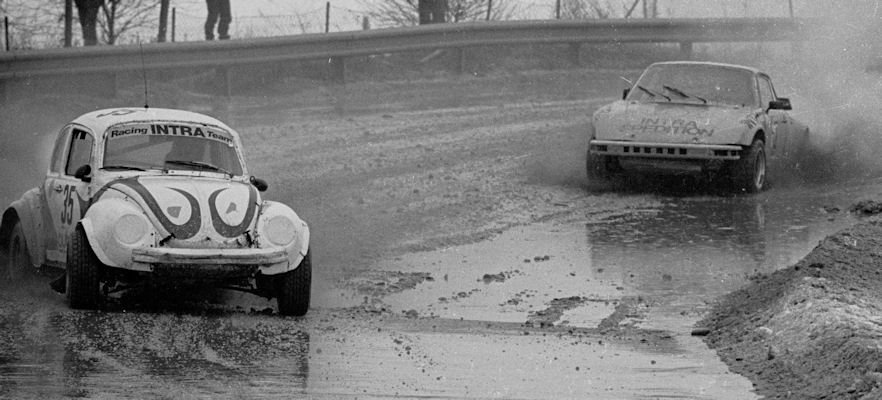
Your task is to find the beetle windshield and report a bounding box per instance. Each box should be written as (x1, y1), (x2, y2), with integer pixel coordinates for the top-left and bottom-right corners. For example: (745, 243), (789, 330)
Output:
(626, 64), (757, 107)
(103, 123), (244, 176)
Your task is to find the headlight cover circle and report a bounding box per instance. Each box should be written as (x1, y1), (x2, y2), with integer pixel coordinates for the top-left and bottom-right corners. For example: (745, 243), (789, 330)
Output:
(264, 215), (296, 247)
(114, 213), (148, 245)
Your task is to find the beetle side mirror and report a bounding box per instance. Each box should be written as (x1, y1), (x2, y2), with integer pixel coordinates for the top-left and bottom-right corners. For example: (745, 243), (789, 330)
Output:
(74, 165), (91, 182)
(250, 176), (268, 192)
(768, 98), (792, 111)
(622, 88), (630, 100)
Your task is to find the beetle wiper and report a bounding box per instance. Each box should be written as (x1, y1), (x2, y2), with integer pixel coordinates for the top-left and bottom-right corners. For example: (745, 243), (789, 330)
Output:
(165, 160), (231, 176)
(636, 85), (670, 101)
(662, 85), (707, 104)
(101, 164), (146, 171)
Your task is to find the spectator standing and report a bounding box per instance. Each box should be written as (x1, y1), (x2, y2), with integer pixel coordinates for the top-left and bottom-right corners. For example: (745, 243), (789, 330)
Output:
(74, 0), (103, 45)
(205, 0), (232, 40)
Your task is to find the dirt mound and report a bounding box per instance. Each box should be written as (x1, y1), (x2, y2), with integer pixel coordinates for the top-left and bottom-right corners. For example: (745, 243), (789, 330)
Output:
(698, 219), (882, 399)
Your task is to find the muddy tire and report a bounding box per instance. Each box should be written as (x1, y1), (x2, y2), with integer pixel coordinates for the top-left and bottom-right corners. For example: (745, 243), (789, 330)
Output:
(4, 220), (30, 281)
(276, 250), (311, 316)
(586, 150), (613, 181)
(732, 139), (766, 193)
(67, 226), (102, 310)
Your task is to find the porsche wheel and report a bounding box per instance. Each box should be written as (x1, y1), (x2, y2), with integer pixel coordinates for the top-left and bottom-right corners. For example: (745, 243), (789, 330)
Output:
(67, 226), (102, 310)
(733, 139), (766, 193)
(586, 150), (613, 181)
(276, 250), (311, 316)
(4, 220), (29, 281)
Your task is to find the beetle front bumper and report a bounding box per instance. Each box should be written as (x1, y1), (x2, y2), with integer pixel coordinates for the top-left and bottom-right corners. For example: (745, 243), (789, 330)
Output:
(130, 247), (289, 276)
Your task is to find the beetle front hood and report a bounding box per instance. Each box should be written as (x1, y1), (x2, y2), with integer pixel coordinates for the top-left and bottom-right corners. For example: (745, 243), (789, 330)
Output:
(593, 101), (755, 144)
(100, 175), (259, 242)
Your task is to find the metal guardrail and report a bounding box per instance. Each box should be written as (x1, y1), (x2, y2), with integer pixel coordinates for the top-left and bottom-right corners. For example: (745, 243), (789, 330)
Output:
(0, 18), (813, 80)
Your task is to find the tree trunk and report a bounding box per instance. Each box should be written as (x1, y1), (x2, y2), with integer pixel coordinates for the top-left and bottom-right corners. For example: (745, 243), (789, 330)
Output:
(64, 0), (73, 47)
(101, 1), (117, 44)
(157, 0), (169, 42)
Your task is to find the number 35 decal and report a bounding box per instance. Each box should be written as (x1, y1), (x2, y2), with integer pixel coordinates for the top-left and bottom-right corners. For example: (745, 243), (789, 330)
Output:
(60, 185), (75, 225)
(60, 185), (88, 225)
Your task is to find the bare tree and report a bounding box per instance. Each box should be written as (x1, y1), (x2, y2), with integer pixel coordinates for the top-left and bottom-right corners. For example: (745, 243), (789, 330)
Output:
(3, 0), (65, 49)
(98, 0), (159, 45)
(559, 0), (618, 19)
(362, 0), (516, 28)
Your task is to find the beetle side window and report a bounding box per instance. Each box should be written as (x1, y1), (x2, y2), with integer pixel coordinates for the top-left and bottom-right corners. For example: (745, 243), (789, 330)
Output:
(758, 76), (775, 109)
(50, 127), (72, 174)
(65, 129), (94, 176)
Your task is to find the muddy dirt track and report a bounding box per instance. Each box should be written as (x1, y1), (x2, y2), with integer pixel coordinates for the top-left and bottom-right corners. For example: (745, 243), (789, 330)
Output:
(1, 66), (882, 399)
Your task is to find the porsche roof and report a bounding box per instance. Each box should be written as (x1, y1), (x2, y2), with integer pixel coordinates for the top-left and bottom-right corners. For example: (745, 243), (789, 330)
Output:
(72, 107), (236, 136)
(648, 61), (763, 75)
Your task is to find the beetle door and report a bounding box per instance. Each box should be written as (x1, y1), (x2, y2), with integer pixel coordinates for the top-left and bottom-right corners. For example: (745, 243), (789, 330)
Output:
(43, 127), (95, 263)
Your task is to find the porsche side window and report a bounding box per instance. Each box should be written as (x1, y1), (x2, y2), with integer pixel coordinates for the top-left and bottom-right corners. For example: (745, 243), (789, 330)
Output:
(65, 129), (94, 176)
(50, 127), (72, 174)
(758, 77), (775, 109)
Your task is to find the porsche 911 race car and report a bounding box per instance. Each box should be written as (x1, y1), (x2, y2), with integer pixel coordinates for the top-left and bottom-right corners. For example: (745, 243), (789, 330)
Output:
(0, 108), (311, 316)
(587, 61), (809, 192)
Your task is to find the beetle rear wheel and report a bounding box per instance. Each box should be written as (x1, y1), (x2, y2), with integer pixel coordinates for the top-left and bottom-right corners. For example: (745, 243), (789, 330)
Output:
(4, 220), (30, 281)
(275, 250), (311, 317)
(67, 226), (102, 310)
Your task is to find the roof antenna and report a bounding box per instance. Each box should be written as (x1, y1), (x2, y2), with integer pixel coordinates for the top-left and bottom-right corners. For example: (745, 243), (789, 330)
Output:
(138, 40), (149, 109)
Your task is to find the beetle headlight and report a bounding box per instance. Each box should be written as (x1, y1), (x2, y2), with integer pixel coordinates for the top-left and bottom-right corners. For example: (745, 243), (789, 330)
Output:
(114, 213), (149, 245)
(264, 215), (296, 247)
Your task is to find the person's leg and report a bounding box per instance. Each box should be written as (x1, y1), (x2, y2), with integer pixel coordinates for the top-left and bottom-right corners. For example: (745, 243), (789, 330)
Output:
(75, 2), (99, 45)
(217, 0), (231, 40)
(204, 0), (220, 40)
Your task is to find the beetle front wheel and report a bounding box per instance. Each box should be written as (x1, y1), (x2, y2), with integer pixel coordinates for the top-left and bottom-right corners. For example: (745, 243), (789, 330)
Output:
(67, 226), (102, 310)
(276, 250), (311, 317)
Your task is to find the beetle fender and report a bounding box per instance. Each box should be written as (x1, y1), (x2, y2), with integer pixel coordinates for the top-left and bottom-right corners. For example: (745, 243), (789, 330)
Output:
(80, 197), (155, 268)
(1, 188), (47, 268)
(255, 200), (310, 275)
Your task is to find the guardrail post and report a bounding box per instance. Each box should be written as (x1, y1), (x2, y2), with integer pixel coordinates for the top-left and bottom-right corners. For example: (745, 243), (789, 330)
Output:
(568, 43), (581, 67)
(327, 56), (345, 84)
(679, 41), (693, 60)
(452, 48), (466, 75)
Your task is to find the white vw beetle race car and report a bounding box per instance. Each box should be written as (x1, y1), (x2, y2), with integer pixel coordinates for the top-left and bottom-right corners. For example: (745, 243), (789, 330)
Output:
(587, 61), (810, 192)
(0, 107), (311, 316)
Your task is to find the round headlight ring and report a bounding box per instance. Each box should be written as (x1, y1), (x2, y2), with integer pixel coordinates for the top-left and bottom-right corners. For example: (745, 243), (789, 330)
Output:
(264, 215), (296, 247)
(114, 213), (148, 245)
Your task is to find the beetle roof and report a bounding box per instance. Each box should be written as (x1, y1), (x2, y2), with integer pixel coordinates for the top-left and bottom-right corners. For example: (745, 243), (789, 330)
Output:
(648, 61), (763, 75)
(72, 107), (238, 137)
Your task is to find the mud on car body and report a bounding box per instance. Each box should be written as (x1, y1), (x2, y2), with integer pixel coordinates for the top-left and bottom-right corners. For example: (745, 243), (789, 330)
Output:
(0, 107), (311, 316)
(587, 61), (810, 192)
